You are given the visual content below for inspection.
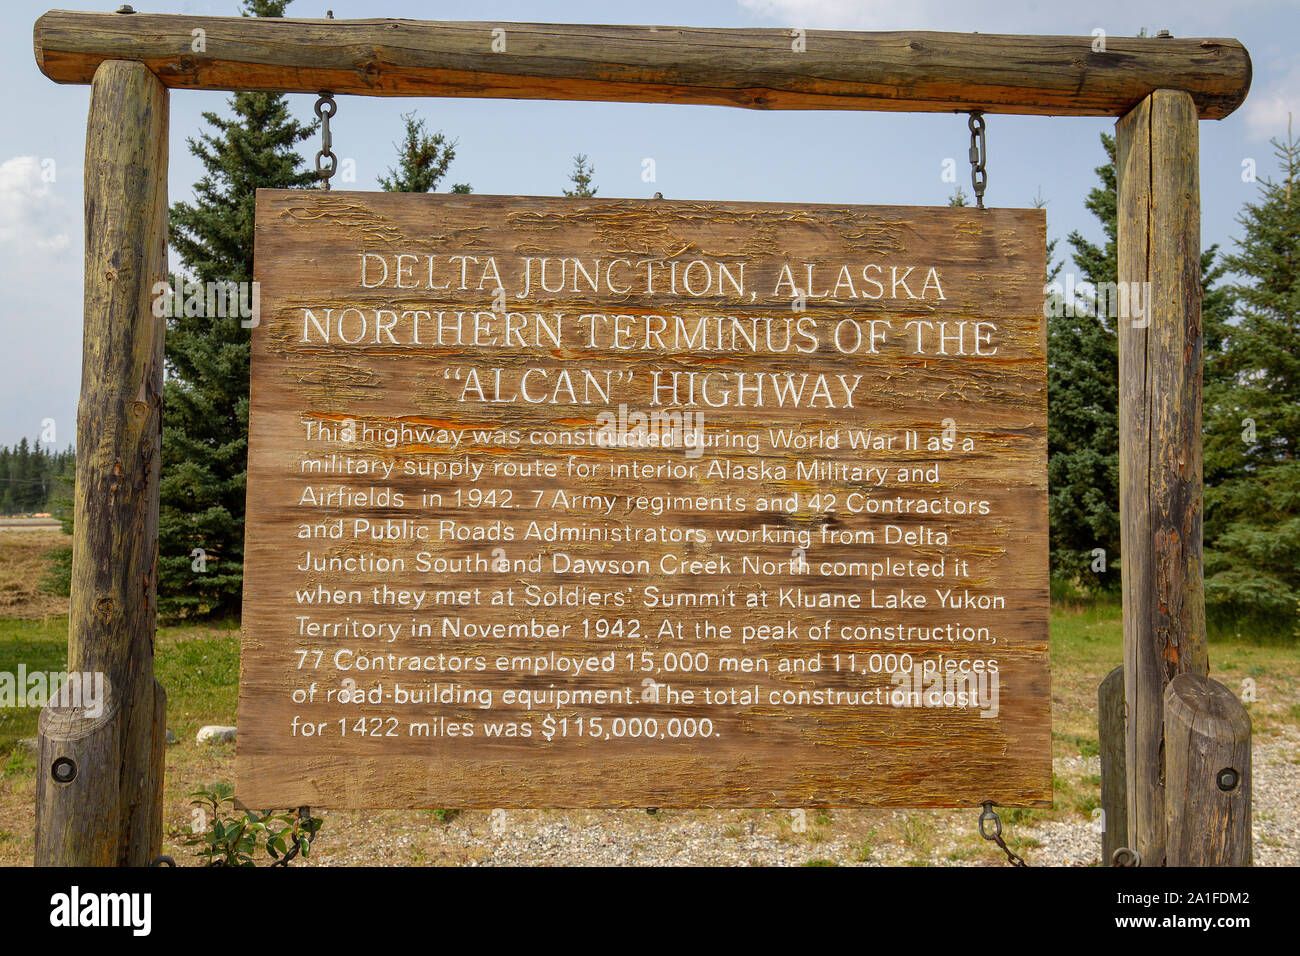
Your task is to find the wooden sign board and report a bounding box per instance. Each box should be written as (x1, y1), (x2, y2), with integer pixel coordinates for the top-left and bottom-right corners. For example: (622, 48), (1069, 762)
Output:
(238, 190), (1051, 809)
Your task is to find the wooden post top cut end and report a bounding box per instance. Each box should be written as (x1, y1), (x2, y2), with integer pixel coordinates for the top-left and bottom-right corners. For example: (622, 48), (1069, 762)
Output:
(1164, 673), (1252, 738)
(33, 10), (1251, 119)
(37, 675), (119, 739)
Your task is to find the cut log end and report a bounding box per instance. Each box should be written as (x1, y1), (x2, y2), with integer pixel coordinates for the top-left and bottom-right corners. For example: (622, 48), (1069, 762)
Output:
(1164, 673), (1252, 867)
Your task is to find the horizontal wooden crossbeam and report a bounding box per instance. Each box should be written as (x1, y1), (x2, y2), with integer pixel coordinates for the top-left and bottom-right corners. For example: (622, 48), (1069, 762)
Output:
(34, 11), (1250, 118)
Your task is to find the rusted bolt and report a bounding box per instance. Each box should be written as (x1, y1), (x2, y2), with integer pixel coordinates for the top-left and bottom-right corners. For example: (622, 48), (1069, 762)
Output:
(51, 756), (77, 784)
(1216, 767), (1240, 792)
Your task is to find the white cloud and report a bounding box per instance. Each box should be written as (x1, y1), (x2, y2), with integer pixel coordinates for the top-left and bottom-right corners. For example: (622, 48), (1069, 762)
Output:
(0, 155), (83, 445)
(0, 155), (73, 256)
(36, 234), (70, 253)
(1245, 68), (1300, 140)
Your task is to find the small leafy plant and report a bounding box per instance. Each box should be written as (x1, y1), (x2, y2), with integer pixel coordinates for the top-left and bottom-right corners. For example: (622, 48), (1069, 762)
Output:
(177, 781), (322, 866)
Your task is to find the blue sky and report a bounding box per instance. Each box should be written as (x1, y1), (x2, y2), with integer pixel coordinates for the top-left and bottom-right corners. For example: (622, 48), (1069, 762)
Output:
(2, 0), (1296, 447)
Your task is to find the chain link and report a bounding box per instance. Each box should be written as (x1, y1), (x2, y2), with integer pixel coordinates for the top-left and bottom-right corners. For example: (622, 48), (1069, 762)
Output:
(314, 92), (338, 190)
(967, 111), (987, 209)
(978, 801), (1027, 866)
(1111, 847), (1142, 867)
(270, 805), (321, 866)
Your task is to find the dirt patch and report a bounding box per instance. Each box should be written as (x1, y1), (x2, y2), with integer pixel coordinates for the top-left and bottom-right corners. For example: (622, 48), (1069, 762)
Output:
(0, 530), (68, 620)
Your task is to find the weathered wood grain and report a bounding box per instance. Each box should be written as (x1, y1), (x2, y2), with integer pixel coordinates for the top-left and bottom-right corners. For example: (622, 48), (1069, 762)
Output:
(239, 191), (1050, 809)
(1116, 89), (1209, 866)
(36, 679), (120, 867)
(32, 11), (1250, 118)
(44, 59), (168, 866)
(1164, 674), (1251, 866)
(145, 679), (166, 859)
(1098, 664), (1127, 863)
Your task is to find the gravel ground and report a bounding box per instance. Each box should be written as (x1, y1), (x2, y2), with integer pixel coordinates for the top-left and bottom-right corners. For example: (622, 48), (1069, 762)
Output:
(1244, 727), (1300, 868)
(310, 808), (970, 867)
(297, 729), (1298, 867)
(1020, 731), (1300, 867)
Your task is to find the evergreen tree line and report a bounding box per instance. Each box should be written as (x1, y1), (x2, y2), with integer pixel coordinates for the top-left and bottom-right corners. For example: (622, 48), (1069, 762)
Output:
(45, 0), (605, 620)
(1046, 131), (1300, 636)
(0, 440), (73, 516)
(40, 1), (1298, 636)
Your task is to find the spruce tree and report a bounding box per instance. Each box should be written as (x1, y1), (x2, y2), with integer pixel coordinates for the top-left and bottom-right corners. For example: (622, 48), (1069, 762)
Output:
(159, 0), (317, 620)
(1048, 133), (1233, 591)
(1203, 130), (1300, 632)
(564, 154), (597, 197)
(378, 112), (470, 193)
(1048, 136), (1123, 590)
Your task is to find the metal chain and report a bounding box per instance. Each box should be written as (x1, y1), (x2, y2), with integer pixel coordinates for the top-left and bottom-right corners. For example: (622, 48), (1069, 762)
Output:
(967, 111), (987, 209)
(978, 801), (1027, 866)
(270, 805), (320, 866)
(314, 92), (338, 191)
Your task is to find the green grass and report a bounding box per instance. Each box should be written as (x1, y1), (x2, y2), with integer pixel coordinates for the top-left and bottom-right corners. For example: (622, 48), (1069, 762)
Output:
(0, 617), (70, 752)
(1049, 596), (1299, 673)
(1047, 598), (1300, 757)
(853, 830), (878, 862)
(1048, 597), (1124, 668)
(0, 616), (240, 753)
(3, 745), (34, 779)
(152, 622), (240, 742)
(1054, 731), (1100, 757)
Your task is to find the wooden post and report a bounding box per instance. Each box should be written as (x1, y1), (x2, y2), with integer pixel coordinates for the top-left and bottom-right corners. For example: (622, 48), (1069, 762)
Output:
(35, 60), (169, 867)
(35, 678), (120, 866)
(1097, 666), (1127, 863)
(1164, 674), (1251, 866)
(1115, 89), (1211, 866)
